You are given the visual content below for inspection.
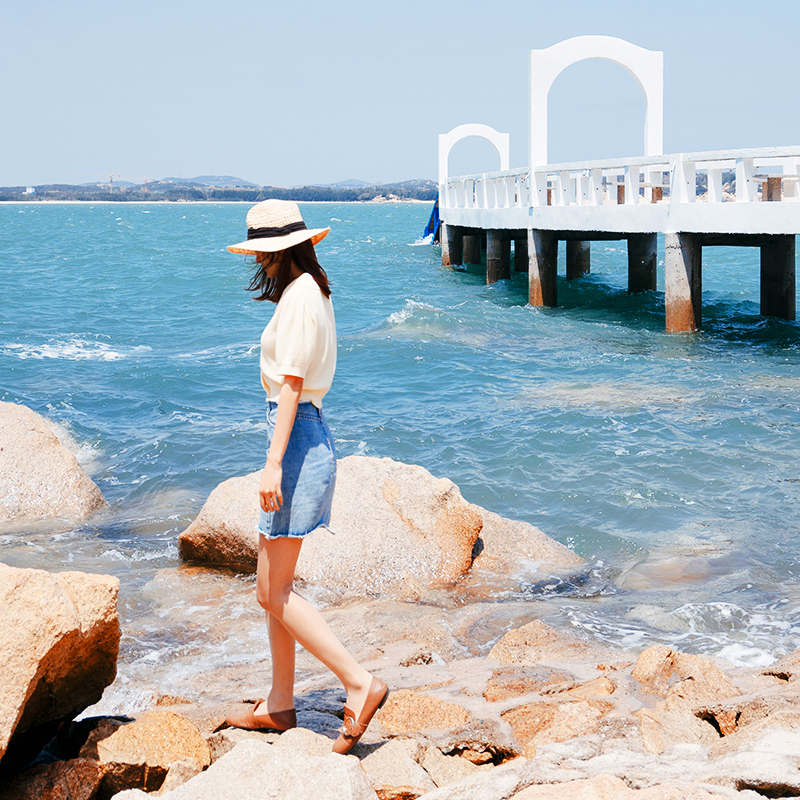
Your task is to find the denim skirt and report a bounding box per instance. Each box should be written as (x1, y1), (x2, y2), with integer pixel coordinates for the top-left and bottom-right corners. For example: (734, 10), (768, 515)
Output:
(257, 401), (337, 539)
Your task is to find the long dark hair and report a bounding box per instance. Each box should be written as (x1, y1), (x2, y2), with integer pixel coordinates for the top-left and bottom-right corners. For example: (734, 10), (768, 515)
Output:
(246, 239), (332, 303)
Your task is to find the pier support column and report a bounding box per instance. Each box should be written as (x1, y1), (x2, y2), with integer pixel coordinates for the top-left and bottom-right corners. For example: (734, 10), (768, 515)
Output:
(443, 224), (463, 267)
(486, 230), (511, 283)
(566, 240), (590, 279)
(665, 233), (702, 332)
(514, 237), (528, 272)
(627, 233), (658, 293)
(528, 229), (558, 307)
(760, 234), (796, 320)
(463, 233), (482, 265)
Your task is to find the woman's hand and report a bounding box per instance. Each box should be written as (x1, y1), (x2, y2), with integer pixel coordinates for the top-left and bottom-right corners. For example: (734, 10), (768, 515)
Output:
(259, 460), (283, 512)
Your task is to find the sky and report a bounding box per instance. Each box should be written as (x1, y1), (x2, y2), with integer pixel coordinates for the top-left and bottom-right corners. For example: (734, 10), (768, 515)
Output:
(2, 0), (800, 187)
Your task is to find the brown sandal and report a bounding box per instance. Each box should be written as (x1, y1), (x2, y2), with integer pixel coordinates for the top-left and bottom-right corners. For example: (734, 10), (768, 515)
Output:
(225, 699), (297, 731)
(332, 677), (389, 754)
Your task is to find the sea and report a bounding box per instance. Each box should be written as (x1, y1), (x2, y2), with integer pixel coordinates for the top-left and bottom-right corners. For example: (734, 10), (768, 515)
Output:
(2, 201), (799, 711)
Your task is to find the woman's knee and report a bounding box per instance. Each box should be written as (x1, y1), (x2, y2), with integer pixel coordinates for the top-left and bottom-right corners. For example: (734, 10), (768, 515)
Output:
(256, 582), (292, 614)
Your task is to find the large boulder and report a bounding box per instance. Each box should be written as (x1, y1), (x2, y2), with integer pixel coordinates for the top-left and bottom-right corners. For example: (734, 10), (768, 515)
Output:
(179, 456), (483, 597)
(133, 738), (377, 800)
(0, 563), (120, 763)
(178, 456), (581, 599)
(0, 401), (105, 523)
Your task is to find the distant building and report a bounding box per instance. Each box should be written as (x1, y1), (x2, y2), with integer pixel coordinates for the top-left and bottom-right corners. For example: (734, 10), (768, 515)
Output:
(23, 186), (35, 195)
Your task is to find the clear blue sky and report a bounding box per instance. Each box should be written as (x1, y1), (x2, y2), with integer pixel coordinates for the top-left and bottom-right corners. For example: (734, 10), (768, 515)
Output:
(2, 0), (799, 187)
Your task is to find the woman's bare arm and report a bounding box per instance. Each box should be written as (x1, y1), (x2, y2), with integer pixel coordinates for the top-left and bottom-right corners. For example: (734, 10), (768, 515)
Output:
(259, 374), (303, 512)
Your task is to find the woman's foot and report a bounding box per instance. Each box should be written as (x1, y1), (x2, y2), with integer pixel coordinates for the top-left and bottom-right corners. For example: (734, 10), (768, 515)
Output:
(332, 677), (389, 754)
(225, 699), (297, 731)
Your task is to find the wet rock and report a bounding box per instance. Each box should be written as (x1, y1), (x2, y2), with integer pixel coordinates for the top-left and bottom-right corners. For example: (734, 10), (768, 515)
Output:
(433, 717), (519, 764)
(0, 758), (103, 800)
(0, 401), (105, 523)
(631, 646), (738, 703)
(137, 738), (377, 799)
(502, 699), (613, 757)
(487, 619), (595, 665)
(484, 667), (573, 702)
(358, 738), (436, 799)
(78, 710), (210, 796)
(635, 696), (720, 755)
(469, 508), (582, 575)
(0, 564), (120, 763)
(376, 690), (470, 734)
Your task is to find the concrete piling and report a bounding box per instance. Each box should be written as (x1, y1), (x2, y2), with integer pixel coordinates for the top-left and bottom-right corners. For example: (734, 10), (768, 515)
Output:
(514, 237), (528, 272)
(760, 234), (796, 320)
(528, 229), (558, 306)
(443, 224), (463, 267)
(566, 240), (590, 280)
(463, 233), (482, 265)
(627, 233), (658, 293)
(665, 233), (702, 332)
(487, 230), (511, 283)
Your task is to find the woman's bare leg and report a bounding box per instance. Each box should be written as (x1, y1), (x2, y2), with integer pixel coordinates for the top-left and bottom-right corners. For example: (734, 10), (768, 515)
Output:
(264, 613), (295, 712)
(256, 535), (374, 719)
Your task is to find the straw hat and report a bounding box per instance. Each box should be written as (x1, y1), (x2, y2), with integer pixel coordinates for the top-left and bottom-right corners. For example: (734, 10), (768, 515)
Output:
(227, 199), (330, 254)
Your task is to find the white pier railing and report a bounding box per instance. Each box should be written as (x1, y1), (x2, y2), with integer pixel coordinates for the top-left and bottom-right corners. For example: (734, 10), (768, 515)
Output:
(442, 146), (800, 236)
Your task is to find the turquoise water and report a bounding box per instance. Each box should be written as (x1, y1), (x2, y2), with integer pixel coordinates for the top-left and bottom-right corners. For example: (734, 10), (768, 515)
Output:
(2, 202), (800, 691)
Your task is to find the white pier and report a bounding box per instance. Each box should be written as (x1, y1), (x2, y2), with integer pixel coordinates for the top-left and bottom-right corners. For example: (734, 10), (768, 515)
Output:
(438, 37), (798, 331)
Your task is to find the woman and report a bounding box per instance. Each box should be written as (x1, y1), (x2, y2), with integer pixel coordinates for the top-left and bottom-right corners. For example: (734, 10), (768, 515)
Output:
(224, 199), (388, 755)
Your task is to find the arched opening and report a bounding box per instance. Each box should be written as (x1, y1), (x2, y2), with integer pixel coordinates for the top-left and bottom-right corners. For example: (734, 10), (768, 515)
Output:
(447, 137), (504, 179)
(529, 36), (663, 165)
(548, 59), (645, 163)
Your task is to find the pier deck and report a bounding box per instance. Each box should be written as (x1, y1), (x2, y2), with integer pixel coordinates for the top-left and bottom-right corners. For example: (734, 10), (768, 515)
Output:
(438, 38), (798, 331)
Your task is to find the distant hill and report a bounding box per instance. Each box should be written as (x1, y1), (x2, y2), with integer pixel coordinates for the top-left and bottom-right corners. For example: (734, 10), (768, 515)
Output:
(160, 175), (259, 188)
(0, 176), (438, 203)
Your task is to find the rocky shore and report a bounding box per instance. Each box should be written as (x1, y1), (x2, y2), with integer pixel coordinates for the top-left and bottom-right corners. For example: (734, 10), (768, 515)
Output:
(2, 403), (800, 799)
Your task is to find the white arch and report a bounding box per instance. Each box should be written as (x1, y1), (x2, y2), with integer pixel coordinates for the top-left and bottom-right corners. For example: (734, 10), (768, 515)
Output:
(529, 35), (663, 166)
(438, 123), (510, 189)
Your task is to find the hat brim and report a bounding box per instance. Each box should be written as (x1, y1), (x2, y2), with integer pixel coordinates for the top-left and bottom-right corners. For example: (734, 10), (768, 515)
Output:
(227, 227), (330, 255)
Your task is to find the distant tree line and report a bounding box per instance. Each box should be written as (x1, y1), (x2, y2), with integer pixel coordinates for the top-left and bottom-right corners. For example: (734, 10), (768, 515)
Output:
(0, 180), (439, 203)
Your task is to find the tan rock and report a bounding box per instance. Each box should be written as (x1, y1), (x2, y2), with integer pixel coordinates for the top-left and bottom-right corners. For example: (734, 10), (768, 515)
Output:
(136, 738), (377, 800)
(635, 695), (721, 755)
(484, 667), (573, 702)
(177, 471), (260, 571)
(359, 738), (436, 799)
(419, 745), (482, 787)
(0, 758), (103, 800)
(79, 710), (211, 796)
(376, 690), (470, 734)
(0, 401), (105, 522)
(180, 456), (482, 597)
(469, 507), (582, 574)
(300, 456), (482, 597)
(512, 775), (731, 799)
(632, 646), (738, 702)
(206, 726), (280, 763)
(487, 619), (593, 665)
(502, 699), (613, 756)
(0, 564), (120, 762)
(155, 759), (203, 795)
